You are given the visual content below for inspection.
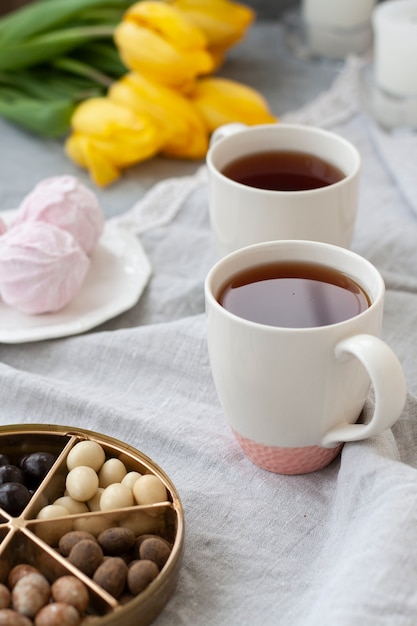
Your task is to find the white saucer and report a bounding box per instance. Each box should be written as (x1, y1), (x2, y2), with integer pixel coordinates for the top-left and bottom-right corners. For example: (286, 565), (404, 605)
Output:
(0, 214), (152, 343)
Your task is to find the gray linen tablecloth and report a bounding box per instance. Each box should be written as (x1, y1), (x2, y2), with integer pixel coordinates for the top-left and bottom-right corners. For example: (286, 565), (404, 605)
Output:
(1, 21), (417, 626)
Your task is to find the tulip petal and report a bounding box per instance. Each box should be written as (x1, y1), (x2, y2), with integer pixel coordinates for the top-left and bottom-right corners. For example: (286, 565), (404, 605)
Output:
(66, 96), (163, 186)
(71, 96), (142, 135)
(114, 1), (214, 90)
(82, 139), (122, 187)
(65, 134), (121, 187)
(64, 133), (88, 168)
(109, 72), (208, 158)
(124, 1), (208, 51)
(115, 20), (213, 90)
(190, 77), (277, 132)
(171, 0), (255, 51)
(71, 97), (163, 160)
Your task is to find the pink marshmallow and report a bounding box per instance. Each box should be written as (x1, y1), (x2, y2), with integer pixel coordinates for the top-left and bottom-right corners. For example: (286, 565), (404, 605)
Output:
(0, 218), (6, 236)
(12, 175), (104, 255)
(0, 221), (90, 314)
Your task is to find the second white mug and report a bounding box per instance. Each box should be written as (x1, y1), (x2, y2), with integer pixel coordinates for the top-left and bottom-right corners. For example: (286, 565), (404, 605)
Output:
(206, 122), (361, 258)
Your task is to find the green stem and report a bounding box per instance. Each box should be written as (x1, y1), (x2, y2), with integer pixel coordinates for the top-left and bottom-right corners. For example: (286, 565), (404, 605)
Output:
(73, 41), (127, 78)
(0, 0), (133, 46)
(0, 25), (117, 71)
(31, 24), (116, 45)
(52, 57), (114, 88)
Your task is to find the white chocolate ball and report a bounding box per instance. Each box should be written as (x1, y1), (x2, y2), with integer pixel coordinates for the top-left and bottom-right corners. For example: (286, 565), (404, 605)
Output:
(36, 504), (69, 520)
(66, 466), (99, 502)
(67, 441), (106, 472)
(132, 475), (168, 506)
(98, 458), (127, 488)
(122, 511), (162, 535)
(53, 496), (89, 515)
(100, 483), (134, 511)
(87, 488), (104, 512)
(74, 516), (111, 536)
(121, 471), (142, 491)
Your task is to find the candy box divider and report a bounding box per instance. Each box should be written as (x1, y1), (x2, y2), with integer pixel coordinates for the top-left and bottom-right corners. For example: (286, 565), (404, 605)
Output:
(27, 502), (176, 545)
(0, 524), (14, 554)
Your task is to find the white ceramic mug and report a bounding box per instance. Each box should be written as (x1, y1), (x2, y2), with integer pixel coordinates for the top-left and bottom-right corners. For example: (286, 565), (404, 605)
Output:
(205, 240), (406, 474)
(206, 123), (361, 258)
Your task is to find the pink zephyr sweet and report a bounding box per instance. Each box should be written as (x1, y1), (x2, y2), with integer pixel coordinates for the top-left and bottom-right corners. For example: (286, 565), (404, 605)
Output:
(11, 175), (104, 255)
(0, 221), (90, 314)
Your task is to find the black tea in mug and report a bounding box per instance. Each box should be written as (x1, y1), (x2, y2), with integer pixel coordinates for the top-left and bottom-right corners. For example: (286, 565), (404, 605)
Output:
(221, 150), (345, 191)
(217, 261), (370, 328)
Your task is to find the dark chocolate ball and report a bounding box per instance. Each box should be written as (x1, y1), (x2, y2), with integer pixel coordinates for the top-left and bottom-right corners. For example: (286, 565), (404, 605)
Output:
(0, 482), (31, 516)
(0, 455), (11, 467)
(19, 452), (56, 488)
(0, 465), (24, 485)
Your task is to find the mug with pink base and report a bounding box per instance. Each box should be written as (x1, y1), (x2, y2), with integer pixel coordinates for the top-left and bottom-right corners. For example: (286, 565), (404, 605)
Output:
(204, 240), (406, 474)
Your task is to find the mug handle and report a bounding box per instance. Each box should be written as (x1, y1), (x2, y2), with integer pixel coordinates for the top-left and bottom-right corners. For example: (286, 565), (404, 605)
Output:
(321, 334), (406, 447)
(209, 123), (248, 147)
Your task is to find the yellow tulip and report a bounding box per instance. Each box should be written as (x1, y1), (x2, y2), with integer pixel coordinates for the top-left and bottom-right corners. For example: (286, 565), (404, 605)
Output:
(114, 1), (214, 91)
(171, 0), (255, 65)
(109, 71), (208, 159)
(66, 135), (120, 187)
(189, 76), (277, 132)
(65, 97), (163, 186)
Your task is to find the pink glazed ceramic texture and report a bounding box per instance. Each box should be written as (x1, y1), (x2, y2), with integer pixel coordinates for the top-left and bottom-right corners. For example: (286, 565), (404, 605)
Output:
(232, 429), (343, 474)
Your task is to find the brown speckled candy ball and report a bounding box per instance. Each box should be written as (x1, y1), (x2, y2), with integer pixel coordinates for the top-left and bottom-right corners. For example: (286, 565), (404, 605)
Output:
(58, 531), (97, 557)
(68, 540), (103, 577)
(12, 572), (50, 617)
(92, 557), (128, 599)
(0, 608), (32, 625)
(34, 602), (81, 626)
(139, 536), (171, 570)
(51, 576), (89, 614)
(8, 564), (40, 589)
(127, 560), (159, 595)
(97, 527), (135, 555)
(0, 584), (10, 609)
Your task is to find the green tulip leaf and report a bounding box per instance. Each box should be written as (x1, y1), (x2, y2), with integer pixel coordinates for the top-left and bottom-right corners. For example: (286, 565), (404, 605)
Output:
(0, 96), (75, 137)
